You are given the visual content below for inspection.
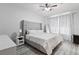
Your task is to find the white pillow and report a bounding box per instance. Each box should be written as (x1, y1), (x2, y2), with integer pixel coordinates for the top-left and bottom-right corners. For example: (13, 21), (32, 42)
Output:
(28, 30), (43, 34)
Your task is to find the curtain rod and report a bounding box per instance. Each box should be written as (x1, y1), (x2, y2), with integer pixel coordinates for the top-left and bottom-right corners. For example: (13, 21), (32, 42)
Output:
(50, 11), (77, 18)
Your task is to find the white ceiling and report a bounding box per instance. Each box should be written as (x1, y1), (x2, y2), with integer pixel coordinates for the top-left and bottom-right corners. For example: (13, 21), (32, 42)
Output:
(16, 3), (79, 17)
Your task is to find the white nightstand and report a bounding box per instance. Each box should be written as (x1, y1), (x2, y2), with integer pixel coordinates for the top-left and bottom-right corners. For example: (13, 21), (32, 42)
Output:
(16, 36), (24, 46)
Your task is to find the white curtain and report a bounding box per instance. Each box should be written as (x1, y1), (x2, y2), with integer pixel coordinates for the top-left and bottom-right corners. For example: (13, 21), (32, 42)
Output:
(48, 17), (59, 33)
(48, 13), (73, 41)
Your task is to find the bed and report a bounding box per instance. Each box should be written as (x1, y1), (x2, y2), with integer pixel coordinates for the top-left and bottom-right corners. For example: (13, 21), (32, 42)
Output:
(21, 20), (63, 55)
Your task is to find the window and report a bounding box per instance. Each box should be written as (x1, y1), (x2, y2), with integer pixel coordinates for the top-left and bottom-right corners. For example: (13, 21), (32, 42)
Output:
(48, 13), (73, 40)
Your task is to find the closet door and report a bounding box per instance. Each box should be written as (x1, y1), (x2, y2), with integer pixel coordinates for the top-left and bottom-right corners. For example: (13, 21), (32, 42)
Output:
(49, 17), (59, 33)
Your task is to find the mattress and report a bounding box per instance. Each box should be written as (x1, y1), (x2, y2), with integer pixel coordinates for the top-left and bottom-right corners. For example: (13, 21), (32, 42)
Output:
(26, 33), (63, 55)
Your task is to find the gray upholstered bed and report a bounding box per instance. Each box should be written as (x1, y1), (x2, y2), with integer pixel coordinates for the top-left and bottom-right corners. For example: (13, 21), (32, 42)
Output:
(21, 20), (63, 55)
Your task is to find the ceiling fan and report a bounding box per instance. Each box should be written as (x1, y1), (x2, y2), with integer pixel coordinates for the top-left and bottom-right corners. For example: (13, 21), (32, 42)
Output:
(40, 3), (58, 11)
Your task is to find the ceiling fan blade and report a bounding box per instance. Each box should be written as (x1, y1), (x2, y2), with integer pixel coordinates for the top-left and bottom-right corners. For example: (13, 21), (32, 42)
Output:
(40, 6), (45, 7)
(51, 5), (57, 7)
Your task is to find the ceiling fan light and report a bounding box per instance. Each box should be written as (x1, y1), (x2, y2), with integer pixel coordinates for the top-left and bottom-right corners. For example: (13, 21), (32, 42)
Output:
(44, 7), (51, 11)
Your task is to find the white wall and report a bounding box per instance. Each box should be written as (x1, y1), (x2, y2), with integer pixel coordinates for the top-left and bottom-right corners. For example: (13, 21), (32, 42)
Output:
(0, 4), (44, 36)
(1, 3), (79, 37)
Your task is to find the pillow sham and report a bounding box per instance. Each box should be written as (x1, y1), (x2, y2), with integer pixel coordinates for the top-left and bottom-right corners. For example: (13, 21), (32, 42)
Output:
(27, 30), (43, 34)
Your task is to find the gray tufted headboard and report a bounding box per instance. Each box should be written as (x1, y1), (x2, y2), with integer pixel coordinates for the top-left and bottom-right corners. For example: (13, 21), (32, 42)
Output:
(20, 20), (43, 35)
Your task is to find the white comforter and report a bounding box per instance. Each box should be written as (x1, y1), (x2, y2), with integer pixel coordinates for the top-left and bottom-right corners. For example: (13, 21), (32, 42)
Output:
(26, 33), (63, 55)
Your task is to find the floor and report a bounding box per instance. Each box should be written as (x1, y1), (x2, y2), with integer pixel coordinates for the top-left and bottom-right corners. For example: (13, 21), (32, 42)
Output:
(55, 41), (79, 55)
(16, 43), (46, 55)
(16, 40), (79, 55)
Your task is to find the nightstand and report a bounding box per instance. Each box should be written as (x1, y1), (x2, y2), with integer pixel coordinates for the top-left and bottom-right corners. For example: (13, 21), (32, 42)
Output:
(16, 36), (24, 46)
